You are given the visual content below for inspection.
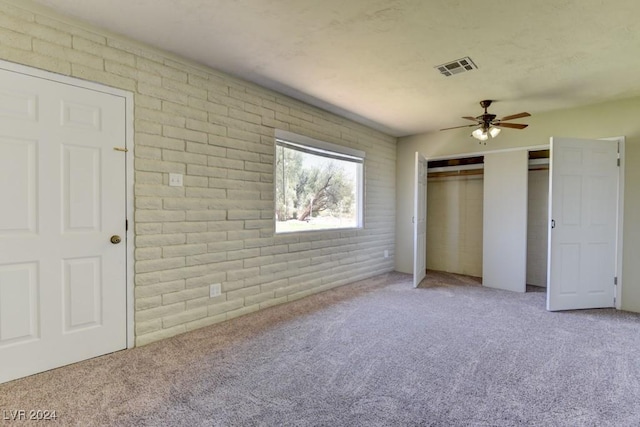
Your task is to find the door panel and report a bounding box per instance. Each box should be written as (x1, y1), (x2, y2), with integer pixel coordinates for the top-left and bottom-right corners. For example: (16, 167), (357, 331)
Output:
(413, 152), (428, 288)
(63, 257), (102, 332)
(547, 137), (618, 311)
(0, 67), (127, 383)
(0, 263), (38, 346)
(61, 100), (102, 130)
(0, 137), (37, 234)
(63, 145), (101, 232)
(0, 88), (38, 120)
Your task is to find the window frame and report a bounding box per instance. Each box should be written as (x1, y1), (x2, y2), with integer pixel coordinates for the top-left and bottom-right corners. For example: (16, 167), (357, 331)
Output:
(274, 130), (365, 234)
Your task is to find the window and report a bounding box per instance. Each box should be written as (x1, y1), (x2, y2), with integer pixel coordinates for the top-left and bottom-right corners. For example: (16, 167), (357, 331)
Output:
(274, 130), (364, 233)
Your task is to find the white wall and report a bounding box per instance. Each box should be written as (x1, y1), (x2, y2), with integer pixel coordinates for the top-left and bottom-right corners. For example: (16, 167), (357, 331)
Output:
(426, 174), (483, 277)
(0, 0), (397, 346)
(527, 169), (549, 287)
(396, 96), (640, 313)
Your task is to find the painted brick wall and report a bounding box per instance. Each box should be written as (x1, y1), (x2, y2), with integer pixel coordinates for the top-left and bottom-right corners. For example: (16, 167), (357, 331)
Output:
(0, 1), (397, 345)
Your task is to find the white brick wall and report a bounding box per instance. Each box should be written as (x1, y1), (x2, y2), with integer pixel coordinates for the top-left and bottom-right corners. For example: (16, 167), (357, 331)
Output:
(0, 1), (396, 346)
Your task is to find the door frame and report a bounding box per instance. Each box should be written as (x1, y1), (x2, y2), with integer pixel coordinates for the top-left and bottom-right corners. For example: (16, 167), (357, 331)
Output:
(424, 144), (550, 162)
(0, 59), (136, 348)
(418, 141), (625, 308)
(418, 144), (548, 284)
(601, 136), (625, 309)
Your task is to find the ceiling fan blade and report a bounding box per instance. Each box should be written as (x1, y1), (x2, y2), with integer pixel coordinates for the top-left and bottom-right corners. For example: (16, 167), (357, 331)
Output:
(499, 112), (531, 121)
(462, 116), (479, 122)
(494, 122), (528, 129)
(440, 124), (477, 131)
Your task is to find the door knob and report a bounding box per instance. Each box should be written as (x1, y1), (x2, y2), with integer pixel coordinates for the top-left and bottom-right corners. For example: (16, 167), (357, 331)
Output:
(110, 235), (122, 244)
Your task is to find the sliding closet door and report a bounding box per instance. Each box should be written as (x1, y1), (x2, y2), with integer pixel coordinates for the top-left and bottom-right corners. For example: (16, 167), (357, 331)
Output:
(482, 150), (528, 292)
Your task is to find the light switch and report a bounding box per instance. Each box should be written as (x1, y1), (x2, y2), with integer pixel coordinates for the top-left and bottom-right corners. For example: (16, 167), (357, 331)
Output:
(210, 283), (221, 298)
(169, 173), (183, 187)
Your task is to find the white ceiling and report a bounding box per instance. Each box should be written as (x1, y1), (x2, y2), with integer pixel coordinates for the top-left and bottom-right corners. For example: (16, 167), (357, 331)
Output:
(31, 0), (640, 137)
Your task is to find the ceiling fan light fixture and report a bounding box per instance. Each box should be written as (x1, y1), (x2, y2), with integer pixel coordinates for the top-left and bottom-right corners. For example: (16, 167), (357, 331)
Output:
(442, 100), (530, 142)
(472, 128), (488, 141)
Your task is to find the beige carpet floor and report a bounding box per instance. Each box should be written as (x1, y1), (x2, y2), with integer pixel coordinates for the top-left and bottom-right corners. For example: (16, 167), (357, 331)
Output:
(1, 271), (639, 426)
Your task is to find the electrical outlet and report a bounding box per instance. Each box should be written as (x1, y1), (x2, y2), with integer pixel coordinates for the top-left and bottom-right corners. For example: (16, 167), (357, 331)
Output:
(384, 250), (389, 258)
(209, 283), (221, 298)
(169, 173), (183, 187)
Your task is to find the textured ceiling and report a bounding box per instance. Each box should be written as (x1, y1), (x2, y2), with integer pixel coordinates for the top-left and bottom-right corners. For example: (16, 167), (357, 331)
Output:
(31, 0), (640, 137)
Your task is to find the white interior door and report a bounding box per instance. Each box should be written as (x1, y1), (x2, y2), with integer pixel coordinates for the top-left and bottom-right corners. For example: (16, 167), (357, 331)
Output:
(0, 67), (127, 383)
(413, 152), (428, 288)
(482, 150), (528, 292)
(547, 137), (618, 311)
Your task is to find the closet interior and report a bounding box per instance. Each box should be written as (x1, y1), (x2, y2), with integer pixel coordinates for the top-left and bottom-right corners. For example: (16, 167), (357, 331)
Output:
(425, 150), (549, 291)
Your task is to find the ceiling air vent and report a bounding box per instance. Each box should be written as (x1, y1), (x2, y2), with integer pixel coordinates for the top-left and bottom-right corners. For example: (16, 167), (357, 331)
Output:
(435, 57), (477, 77)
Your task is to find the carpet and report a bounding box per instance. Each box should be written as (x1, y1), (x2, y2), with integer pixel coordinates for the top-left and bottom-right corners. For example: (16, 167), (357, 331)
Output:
(1, 271), (639, 426)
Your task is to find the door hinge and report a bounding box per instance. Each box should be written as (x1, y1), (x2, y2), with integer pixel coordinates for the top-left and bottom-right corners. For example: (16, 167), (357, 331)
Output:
(617, 158), (620, 167)
(614, 276), (618, 285)
(114, 146), (128, 152)
(126, 219), (129, 231)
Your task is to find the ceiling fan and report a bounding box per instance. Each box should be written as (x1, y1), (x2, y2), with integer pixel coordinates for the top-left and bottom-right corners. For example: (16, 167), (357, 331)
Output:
(440, 100), (530, 143)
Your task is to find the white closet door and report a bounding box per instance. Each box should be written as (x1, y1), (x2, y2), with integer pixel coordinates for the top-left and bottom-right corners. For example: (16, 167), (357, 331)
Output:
(413, 152), (428, 288)
(547, 137), (618, 311)
(482, 150), (528, 292)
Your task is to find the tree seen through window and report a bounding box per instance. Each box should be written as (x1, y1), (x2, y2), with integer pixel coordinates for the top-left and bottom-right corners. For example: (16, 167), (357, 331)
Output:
(275, 139), (362, 233)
